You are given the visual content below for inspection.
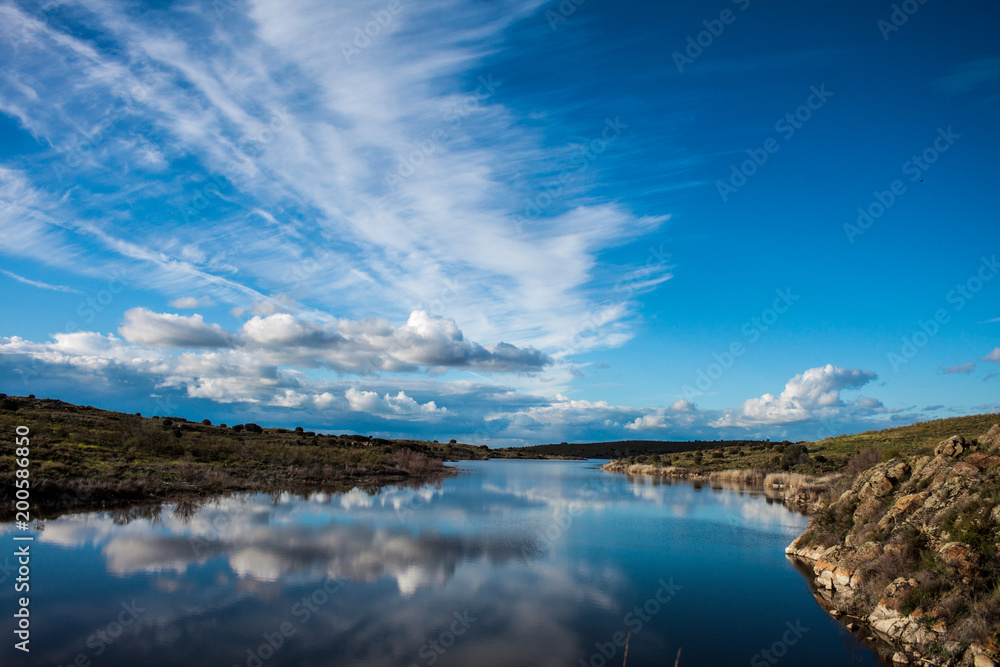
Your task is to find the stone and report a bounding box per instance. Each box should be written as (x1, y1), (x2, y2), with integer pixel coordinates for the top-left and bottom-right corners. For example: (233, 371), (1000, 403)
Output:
(938, 542), (980, 577)
(892, 651), (909, 664)
(975, 655), (996, 667)
(980, 424), (1000, 452)
(935, 435), (967, 457)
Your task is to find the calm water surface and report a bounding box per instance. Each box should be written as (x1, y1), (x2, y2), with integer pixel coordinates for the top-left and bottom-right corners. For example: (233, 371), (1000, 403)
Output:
(2, 460), (886, 666)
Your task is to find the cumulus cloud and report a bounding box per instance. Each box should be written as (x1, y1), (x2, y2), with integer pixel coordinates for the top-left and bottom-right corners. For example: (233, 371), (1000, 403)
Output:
(670, 399), (695, 412)
(625, 413), (668, 431)
(345, 387), (446, 419)
(119, 308), (231, 348)
(984, 348), (1000, 363)
(715, 364), (877, 426)
(125, 308), (550, 373)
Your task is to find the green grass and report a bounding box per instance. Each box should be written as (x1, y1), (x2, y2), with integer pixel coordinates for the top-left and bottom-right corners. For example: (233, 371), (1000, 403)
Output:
(608, 412), (999, 476)
(0, 394), (499, 518)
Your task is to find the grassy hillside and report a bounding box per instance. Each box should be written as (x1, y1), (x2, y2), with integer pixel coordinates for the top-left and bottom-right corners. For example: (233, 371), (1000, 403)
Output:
(496, 439), (767, 459)
(0, 394), (494, 517)
(604, 413), (1000, 475)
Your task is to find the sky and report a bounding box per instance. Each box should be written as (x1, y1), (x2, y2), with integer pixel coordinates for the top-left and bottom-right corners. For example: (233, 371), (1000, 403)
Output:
(0, 0), (997, 446)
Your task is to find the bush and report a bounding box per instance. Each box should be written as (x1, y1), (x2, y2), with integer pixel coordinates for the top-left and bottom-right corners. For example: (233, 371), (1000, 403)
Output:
(295, 426), (304, 433)
(449, 439), (457, 444)
(202, 419), (212, 425)
(781, 443), (809, 469)
(845, 447), (882, 477)
(693, 451), (703, 464)
(244, 423), (263, 434)
(232, 424), (244, 433)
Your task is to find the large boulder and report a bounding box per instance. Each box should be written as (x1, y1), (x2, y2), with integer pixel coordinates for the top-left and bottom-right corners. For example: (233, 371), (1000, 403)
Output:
(980, 424), (1000, 452)
(935, 435), (972, 457)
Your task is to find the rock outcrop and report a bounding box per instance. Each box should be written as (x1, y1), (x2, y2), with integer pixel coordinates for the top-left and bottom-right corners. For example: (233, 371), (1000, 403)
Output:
(787, 427), (1000, 666)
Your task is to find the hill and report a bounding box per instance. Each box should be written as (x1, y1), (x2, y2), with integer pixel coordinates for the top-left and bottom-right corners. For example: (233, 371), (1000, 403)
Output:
(0, 393), (497, 518)
(497, 439), (768, 459)
(596, 413), (1000, 475)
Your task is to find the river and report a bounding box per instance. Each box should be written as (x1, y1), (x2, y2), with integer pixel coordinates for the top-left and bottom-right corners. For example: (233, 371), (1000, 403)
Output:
(0, 459), (886, 666)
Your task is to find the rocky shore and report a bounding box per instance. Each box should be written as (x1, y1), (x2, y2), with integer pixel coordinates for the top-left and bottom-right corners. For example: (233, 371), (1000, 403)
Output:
(604, 426), (1000, 666)
(786, 427), (1000, 666)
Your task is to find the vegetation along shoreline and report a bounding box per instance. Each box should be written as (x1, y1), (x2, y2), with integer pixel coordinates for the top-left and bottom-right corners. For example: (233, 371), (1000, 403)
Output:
(602, 415), (1000, 666)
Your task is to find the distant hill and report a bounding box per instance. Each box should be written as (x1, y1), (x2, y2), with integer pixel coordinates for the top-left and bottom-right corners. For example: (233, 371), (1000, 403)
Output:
(497, 439), (769, 459)
(805, 412), (1000, 455)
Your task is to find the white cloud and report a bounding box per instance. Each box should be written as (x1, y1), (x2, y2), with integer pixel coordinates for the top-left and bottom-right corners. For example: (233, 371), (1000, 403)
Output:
(983, 348), (1000, 363)
(714, 364), (877, 427)
(169, 296), (214, 309)
(0, 0), (671, 363)
(0, 269), (81, 293)
(670, 399), (695, 412)
(119, 308), (231, 348)
(345, 388), (446, 419)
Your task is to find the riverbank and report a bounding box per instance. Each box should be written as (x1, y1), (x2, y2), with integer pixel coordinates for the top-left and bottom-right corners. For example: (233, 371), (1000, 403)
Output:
(604, 425), (1000, 667)
(0, 395), (475, 519)
(600, 460), (838, 513)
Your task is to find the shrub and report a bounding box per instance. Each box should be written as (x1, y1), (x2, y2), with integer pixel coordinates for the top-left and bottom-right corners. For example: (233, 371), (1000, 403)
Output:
(202, 419), (212, 426)
(781, 443), (809, 469)
(244, 423), (263, 434)
(1, 398), (19, 411)
(845, 447), (882, 477)
(232, 424), (244, 433)
(295, 426), (304, 433)
(693, 452), (703, 465)
(449, 439), (457, 444)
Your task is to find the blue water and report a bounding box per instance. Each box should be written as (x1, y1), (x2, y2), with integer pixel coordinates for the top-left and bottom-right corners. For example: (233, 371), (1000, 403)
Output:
(0, 460), (885, 666)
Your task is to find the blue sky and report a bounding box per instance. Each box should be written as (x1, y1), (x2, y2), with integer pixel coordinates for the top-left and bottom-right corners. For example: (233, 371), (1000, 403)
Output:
(0, 0), (997, 445)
